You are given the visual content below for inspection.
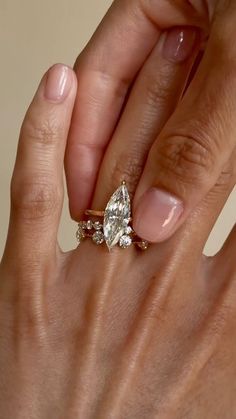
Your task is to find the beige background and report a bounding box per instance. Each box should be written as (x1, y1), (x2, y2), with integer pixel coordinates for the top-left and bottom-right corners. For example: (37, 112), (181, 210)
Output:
(0, 0), (235, 257)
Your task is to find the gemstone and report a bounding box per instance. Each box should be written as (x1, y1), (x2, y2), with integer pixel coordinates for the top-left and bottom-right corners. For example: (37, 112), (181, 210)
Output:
(92, 231), (104, 245)
(93, 221), (102, 230)
(87, 220), (93, 230)
(78, 221), (86, 229)
(138, 241), (149, 251)
(76, 226), (85, 244)
(125, 226), (133, 235)
(82, 221), (87, 229)
(119, 235), (132, 248)
(103, 183), (131, 249)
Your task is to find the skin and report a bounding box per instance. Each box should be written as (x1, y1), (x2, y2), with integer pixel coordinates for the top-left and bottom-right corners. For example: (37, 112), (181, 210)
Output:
(0, 64), (236, 418)
(1, 0), (236, 417)
(65, 0), (236, 243)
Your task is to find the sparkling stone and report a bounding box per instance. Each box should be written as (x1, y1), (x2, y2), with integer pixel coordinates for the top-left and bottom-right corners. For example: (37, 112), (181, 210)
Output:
(78, 221), (85, 229)
(92, 231), (104, 245)
(82, 221), (87, 229)
(76, 226), (85, 244)
(119, 235), (132, 249)
(138, 241), (149, 251)
(87, 220), (93, 230)
(93, 221), (102, 231)
(103, 183), (131, 249)
(125, 226), (133, 235)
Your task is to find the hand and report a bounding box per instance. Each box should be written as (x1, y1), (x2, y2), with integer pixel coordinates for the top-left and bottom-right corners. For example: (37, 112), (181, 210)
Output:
(65, 0), (236, 243)
(0, 63), (236, 418)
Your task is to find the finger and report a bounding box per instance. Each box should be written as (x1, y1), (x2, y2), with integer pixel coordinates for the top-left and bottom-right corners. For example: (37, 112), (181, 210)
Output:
(145, 154), (235, 281)
(216, 222), (236, 272)
(181, 156), (236, 254)
(176, 154), (236, 283)
(213, 169), (236, 271)
(132, 14), (236, 243)
(92, 27), (200, 210)
(3, 64), (77, 267)
(65, 0), (207, 218)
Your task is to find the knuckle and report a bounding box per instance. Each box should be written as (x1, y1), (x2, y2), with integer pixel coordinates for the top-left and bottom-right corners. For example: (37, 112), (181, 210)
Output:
(22, 112), (59, 146)
(156, 133), (215, 187)
(11, 179), (62, 220)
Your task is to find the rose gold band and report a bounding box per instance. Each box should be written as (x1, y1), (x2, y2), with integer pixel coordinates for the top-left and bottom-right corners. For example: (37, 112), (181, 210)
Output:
(85, 209), (105, 217)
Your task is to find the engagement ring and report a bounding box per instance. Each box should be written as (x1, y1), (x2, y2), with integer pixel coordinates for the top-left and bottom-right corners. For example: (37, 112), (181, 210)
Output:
(76, 181), (149, 251)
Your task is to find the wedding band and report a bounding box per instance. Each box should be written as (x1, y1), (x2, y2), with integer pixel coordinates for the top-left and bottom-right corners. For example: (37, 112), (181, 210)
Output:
(76, 181), (149, 251)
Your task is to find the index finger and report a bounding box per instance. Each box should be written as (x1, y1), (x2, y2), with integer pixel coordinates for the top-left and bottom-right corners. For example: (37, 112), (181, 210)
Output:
(65, 0), (207, 219)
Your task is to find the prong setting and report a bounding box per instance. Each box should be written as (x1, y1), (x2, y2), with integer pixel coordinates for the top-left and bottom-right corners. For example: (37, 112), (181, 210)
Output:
(76, 182), (149, 251)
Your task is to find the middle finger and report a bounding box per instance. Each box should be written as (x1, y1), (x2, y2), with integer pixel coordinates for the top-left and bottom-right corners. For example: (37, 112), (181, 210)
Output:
(92, 27), (200, 211)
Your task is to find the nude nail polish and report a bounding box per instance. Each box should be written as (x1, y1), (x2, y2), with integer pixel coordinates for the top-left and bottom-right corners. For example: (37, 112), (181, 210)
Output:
(133, 188), (184, 243)
(163, 27), (198, 63)
(44, 64), (71, 103)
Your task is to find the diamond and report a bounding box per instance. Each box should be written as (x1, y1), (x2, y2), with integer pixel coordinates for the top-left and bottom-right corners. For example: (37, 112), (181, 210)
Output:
(92, 231), (104, 245)
(76, 226), (85, 244)
(138, 241), (149, 251)
(103, 183), (131, 249)
(78, 221), (86, 229)
(125, 226), (133, 235)
(87, 220), (93, 230)
(93, 221), (102, 230)
(119, 235), (132, 249)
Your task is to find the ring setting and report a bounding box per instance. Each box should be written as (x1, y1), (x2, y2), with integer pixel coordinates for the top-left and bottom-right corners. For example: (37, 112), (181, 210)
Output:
(76, 181), (149, 251)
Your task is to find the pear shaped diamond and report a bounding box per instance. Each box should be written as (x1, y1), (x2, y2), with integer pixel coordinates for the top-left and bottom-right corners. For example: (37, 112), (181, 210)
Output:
(103, 183), (131, 249)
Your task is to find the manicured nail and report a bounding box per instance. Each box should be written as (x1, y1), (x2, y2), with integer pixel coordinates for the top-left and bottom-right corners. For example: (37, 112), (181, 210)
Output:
(44, 64), (71, 102)
(163, 27), (197, 63)
(133, 188), (184, 243)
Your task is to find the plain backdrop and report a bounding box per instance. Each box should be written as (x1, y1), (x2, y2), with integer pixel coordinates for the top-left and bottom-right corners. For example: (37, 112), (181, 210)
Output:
(0, 0), (235, 257)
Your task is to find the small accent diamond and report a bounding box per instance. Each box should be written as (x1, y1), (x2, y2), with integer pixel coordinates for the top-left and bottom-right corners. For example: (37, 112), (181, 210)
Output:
(119, 235), (132, 249)
(125, 226), (133, 235)
(138, 241), (149, 250)
(93, 221), (102, 230)
(76, 226), (85, 244)
(92, 231), (104, 245)
(87, 220), (93, 230)
(78, 221), (85, 229)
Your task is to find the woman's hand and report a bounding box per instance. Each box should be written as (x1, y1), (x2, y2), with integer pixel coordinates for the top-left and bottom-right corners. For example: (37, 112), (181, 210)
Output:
(0, 63), (236, 418)
(65, 0), (236, 243)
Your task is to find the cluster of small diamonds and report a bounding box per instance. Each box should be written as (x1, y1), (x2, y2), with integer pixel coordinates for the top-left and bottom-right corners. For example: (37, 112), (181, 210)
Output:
(76, 220), (136, 248)
(76, 220), (148, 250)
(76, 220), (104, 245)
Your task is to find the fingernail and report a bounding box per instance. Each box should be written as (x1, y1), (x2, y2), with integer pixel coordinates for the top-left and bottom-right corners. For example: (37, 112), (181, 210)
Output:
(133, 188), (184, 243)
(163, 27), (198, 63)
(44, 64), (72, 102)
